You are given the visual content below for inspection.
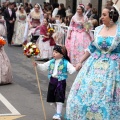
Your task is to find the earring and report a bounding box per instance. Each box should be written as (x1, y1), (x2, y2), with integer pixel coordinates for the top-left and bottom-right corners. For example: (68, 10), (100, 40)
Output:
(110, 19), (113, 25)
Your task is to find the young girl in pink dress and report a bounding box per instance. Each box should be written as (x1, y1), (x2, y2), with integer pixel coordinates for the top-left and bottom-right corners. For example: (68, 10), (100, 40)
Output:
(65, 4), (92, 65)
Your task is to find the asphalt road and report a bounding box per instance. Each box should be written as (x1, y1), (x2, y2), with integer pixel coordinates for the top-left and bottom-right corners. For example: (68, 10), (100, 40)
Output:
(0, 45), (78, 120)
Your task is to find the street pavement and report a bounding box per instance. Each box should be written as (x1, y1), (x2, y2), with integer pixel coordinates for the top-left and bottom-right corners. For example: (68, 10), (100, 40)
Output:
(0, 45), (78, 120)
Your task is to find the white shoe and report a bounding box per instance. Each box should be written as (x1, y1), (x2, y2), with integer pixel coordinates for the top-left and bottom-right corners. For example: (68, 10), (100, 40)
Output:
(52, 113), (61, 120)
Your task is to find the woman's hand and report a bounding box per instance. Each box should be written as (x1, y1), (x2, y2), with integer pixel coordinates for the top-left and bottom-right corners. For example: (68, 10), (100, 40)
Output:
(75, 62), (82, 71)
(67, 34), (71, 40)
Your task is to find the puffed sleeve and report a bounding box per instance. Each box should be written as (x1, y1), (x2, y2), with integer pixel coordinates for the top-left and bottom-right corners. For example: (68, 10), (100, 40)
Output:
(37, 61), (50, 71)
(67, 62), (76, 74)
(87, 41), (96, 54)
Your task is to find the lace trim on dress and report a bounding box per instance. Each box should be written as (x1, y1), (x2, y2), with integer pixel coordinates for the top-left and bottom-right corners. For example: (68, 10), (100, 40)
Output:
(93, 24), (120, 54)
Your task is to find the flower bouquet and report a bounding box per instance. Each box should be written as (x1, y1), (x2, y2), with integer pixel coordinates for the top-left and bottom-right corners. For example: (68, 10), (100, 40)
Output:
(23, 42), (46, 120)
(0, 37), (6, 46)
(84, 21), (93, 32)
(47, 27), (55, 37)
(23, 42), (40, 58)
(48, 28), (56, 46)
(48, 27), (54, 33)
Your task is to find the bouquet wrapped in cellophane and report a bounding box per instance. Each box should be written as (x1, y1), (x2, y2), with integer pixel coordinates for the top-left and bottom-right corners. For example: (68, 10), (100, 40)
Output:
(84, 21), (93, 32)
(23, 42), (40, 58)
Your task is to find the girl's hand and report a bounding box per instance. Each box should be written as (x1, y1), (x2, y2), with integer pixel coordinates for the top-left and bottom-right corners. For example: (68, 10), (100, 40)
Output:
(75, 62), (82, 71)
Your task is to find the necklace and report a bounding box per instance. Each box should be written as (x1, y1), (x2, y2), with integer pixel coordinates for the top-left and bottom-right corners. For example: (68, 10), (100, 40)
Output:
(105, 24), (114, 31)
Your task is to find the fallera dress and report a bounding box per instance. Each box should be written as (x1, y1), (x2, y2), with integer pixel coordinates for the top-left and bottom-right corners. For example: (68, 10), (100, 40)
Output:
(0, 47), (12, 85)
(12, 11), (27, 45)
(66, 24), (120, 120)
(36, 25), (54, 59)
(65, 15), (92, 65)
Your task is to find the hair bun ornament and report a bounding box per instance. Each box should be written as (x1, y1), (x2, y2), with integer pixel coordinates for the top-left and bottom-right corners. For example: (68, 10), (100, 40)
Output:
(113, 4), (120, 16)
(36, 3), (40, 7)
(112, 0), (120, 14)
(79, 4), (85, 9)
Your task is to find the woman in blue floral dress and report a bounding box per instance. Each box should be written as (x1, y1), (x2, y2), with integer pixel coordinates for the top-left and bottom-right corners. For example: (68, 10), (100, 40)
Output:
(66, 6), (120, 120)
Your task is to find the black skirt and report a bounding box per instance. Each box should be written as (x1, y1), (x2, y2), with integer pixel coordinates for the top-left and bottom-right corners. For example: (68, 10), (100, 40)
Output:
(47, 77), (66, 103)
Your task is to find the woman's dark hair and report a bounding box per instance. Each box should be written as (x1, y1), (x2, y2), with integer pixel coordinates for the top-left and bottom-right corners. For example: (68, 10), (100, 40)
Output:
(106, 1), (113, 7)
(19, 5), (24, 10)
(53, 45), (70, 62)
(87, 3), (92, 8)
(61, 17), (65, 23)
(52, 3), (59, 9)
(92, 8), (97, 14)
(106, 6), (119, 23)
(59, 3), (65, 9)
(44, 18), (49, 23)
(25, 2), (28, 7)
(79, 5), (84, 13)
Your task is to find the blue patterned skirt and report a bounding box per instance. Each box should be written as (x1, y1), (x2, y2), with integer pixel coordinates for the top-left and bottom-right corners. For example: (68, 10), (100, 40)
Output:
(66, 54), (120, 120)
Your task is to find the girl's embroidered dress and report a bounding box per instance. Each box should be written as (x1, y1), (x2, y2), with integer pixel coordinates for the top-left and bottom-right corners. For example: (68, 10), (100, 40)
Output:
(65, 15), (92, 65)
(66, 24), (120, 120)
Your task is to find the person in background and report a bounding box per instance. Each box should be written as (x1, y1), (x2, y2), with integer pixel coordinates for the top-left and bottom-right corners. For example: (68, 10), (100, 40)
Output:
(57, 3), (66, 18)
(0, 7), (6, 37)
(91, 19), (98, 29)
(90, 8), (98, 21)
(66, 6), (72, 17)
(52, 16), (66, 45)
(1, 2), (6, 15)
(33, 44), (78, 120)
(64, 16), (72, 26)
(66, 6), (120, 120)
(65, 4), (92, 65)
(36, 18), (55, 60)
(106, 0), (113, 7)
(52, 3), (59, 19)
(4, 2), (16, 46)
(23, 3), (43, 42)
(85, 3), (92, 19)
(28, 3), (33, 10)
(24, 2), (30, 15)
(12, 5), (27, 45)
(43, 12), (48, 19)
(0, 37), (12, 85)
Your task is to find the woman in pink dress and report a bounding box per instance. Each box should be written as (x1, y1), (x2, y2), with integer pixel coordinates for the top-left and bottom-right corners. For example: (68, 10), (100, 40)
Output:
(65, 4), (92, 65)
